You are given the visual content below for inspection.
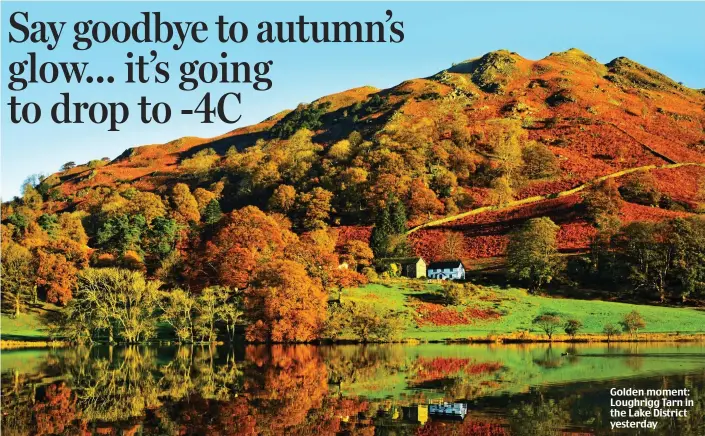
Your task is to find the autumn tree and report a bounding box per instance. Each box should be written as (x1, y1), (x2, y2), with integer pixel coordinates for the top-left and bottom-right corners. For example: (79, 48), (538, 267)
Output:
(441, 282), (480, 305)
(490, 176), (515, 206)
(489, 120), (524, 183)
(62, 268), (161, 343)
(408, 179), (444, 218)
(35, 239), (89, 305)
(57, 213), (89, 245)
(160, 288), (197, 343)
(181, 148), (220, 177)
(297, 187), (333, 230)
(126, 191), (167, 222)
(22, 179), (43, 210)
(217, 290), (244, 343)
(532, 313), (562, 340)
(620, 310), (646, 338)
(170, 183), (201, 224)
(619, 172), (661, 206)
(340, 240), (374, 270)
(269, 184), (297, 213)
(522, 142), (559, 179)
(583, 179), (622, 227)
(246, 260), (327, 343)
(507, 217), (562, 292)
(324, 301), (407, 342)
(338, 167), (369, 212)
(192, 206), (297, 290)
(193, 286), (222, 341)
(442, 232), (465, 260)
(1, 241), (36, 316)
(327, 139), (352, 161)
(285, 228), (339, 289)
(193, 187), (218, 212)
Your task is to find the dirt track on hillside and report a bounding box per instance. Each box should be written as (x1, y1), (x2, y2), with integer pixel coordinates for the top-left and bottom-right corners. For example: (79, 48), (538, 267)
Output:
(407, 162), (705, 235)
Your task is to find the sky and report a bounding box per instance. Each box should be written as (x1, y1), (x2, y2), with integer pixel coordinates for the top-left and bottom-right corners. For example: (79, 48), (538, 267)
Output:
(2, 1), (705, 198)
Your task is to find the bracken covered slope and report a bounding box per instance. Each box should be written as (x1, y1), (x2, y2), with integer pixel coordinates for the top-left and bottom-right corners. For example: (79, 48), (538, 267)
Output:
(40, 49), (705, 264)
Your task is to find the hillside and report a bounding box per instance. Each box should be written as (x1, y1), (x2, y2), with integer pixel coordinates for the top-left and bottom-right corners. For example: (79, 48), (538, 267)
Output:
(29, 48), (705, 265)
(5, 49), (705, 269)
(3, 47), (705, 347)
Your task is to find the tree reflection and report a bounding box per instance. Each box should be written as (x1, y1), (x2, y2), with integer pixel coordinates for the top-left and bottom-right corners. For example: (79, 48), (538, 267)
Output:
(508, 393), (569, 436)
(1, 345), (704, 435)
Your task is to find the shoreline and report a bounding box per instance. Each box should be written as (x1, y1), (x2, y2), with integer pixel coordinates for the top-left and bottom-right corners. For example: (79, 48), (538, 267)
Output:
(3, 333), (704, 349)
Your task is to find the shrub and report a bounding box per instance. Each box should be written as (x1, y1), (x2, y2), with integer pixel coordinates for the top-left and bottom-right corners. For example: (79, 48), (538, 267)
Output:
(87, 159), (107, 169)
(603, 323), (620, 341)
(522, 143), (560, 179)
(619, 173), (661, 206)
(180, 148), (219, 176)
(441, 282), (480, 305)
(270, 102), (331, 139)
(324, 301), (407, 342)
(582, 179), (622, 226)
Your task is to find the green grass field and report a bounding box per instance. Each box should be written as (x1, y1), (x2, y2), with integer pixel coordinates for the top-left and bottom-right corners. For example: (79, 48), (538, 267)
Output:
(0, 306), (57, 341)
(4, 281), (705, 343)
(343, 280), (705, 341)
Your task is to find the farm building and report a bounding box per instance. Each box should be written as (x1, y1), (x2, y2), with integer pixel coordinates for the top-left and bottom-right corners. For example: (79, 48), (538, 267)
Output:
(379, 257), (427, 278)
(427, 260), (465, 280)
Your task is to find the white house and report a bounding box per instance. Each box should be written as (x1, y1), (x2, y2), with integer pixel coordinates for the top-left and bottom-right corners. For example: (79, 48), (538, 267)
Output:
(427, 260), (465, 281)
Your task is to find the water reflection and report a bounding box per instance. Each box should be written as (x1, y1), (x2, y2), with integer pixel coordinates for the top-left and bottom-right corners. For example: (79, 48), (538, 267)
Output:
(1, 343), (704, 435)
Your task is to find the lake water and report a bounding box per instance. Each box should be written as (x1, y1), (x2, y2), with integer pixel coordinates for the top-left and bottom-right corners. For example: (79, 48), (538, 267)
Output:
(2, 342), (704, 435)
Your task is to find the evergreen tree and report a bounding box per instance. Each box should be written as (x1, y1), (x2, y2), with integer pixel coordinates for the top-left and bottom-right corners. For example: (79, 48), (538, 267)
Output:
(370, 207), (392, 258)
(96, 214), (147, 255)
(389, 197), (408, 234)
(146, 217), (180, 260)
(370, 198), (411, 258)
(202, 199), (223, 225)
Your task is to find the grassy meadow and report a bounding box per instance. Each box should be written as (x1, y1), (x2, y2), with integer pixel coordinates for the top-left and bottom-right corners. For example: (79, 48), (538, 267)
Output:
(3, 279), (705, 345)
(342, 280), (705, 341)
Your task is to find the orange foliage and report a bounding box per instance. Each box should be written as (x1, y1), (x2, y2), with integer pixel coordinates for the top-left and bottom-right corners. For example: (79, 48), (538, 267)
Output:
(188, 206), (297, 290)
(34, 239), (89, 305)
(246, 260), (327, 342)
(413, 302), (501, 326)
(33, 383), (78, 436)
(414, 357), (503, 384)
(416, 418), (508, 436)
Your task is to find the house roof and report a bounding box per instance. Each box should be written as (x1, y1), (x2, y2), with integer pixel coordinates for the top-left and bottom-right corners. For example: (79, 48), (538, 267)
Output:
(428, 260), (464, 270)
(379, 257), (425, 266)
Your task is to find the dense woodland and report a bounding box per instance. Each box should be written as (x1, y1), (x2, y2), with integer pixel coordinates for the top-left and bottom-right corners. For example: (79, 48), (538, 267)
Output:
(3, 49), (705, 344)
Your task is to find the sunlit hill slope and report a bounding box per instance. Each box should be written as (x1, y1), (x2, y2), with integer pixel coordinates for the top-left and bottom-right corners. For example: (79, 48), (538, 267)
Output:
(37, 48), (705, 264)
